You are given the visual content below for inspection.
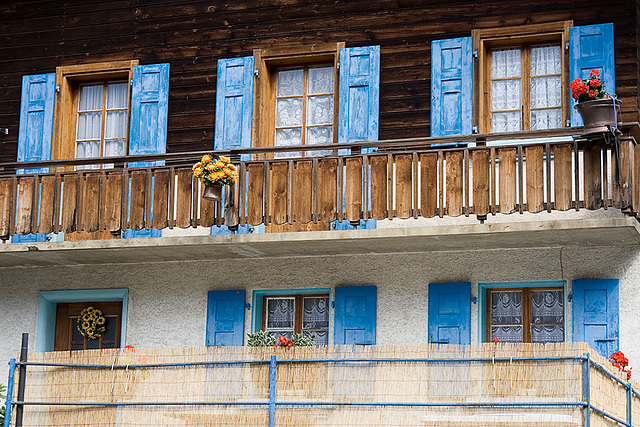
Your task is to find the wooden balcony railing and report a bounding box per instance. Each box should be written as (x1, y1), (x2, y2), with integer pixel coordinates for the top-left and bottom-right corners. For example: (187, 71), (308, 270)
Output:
(1, 124), (639, 240)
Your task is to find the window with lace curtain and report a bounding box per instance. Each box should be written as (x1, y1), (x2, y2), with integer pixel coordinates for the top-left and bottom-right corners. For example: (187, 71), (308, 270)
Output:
(487, 287), (565, 343)
(474, 21), (571, 133)
(76, 82), (129, 168)
(253, 43), (343, 158)
(262, 294), (330, 345)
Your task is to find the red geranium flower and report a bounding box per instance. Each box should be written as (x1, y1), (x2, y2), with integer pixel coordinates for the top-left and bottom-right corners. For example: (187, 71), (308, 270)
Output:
(492, 338), (500, 343)
(589, 79), (600, 87)
(590, 69), (600, 77)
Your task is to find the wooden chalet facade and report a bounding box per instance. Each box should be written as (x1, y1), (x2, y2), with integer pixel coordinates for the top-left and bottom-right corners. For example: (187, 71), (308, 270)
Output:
(1, 2), (640, 422)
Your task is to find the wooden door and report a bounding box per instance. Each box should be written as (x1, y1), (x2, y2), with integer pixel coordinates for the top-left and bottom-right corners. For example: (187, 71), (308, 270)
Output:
(54, 301), (122, 351)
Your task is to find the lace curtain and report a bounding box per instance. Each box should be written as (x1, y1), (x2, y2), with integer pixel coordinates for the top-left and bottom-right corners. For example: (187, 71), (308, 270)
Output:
(303, 297), (329, 345)
(275, 66), (333, 158)
(531, 290), (564, 342)
(491, 45), (562, 132)
(490, 291), (523, 342)
(265, 298), (295, 339)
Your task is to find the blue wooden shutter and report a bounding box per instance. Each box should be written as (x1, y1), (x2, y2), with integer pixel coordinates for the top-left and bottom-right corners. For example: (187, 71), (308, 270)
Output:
(125, 63), (169, 239)
(430, 37), (473, 137)
(206, 290), (246, 346)
(572, 279), (619, 357)
(338, 45), (380, 153)
(569, 23), (615, 127)
(13, 73), (56, 243)
(334, 286), (376, 345)
(212, 56), (255, 235)
(17, 73), (56, 173)
(428, 282), (471, 345)
(214, 56), (254, 155)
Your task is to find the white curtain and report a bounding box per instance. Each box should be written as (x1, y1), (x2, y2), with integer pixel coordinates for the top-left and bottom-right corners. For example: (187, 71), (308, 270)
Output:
(491, 48), (522, 132)
(530, 45), (562, 130)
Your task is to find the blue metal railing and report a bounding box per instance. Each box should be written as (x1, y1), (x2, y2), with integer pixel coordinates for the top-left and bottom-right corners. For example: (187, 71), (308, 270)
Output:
(4, 344), (638, 427)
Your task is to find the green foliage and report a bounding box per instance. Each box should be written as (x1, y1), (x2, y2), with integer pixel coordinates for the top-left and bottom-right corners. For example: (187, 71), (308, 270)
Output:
(247, 330), (276, 347)
(0, 383), (6, 425)
(291, 333), (314, 346)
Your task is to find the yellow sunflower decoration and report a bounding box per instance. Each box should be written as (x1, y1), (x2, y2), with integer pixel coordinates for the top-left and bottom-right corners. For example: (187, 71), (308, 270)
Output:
(77, 306), (107, 340)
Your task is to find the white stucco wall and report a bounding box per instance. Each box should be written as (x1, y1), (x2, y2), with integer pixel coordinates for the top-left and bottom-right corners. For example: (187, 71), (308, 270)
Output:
(1, 242), (639, 389)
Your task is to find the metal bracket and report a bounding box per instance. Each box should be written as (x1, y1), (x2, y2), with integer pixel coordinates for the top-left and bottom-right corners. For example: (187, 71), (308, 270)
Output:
(331, 300), (335, 308)
(0, 128), (8, 135)
(567, 294), (572, 302)
(55, 85), (60, 93)
(565, 42), (570, 51)
(470, 297), (477, 304)
(472, 50), (478, 58)
(245, 303), (251, 310)
(565, 119), (571, 127)
(472, 126), (479, 134)
(254, 69), (259, 77)
(336, 62), (340, 70)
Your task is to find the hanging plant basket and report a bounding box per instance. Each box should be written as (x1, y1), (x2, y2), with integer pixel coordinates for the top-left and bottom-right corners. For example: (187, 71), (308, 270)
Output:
(575, 98), (622, 136)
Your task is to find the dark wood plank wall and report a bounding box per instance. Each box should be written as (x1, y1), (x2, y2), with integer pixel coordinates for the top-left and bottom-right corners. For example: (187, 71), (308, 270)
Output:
(0, 0), (637, 164)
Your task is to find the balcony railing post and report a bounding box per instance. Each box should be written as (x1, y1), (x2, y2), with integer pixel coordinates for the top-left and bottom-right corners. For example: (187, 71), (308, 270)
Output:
(3, 358), (16, 427)
(268, 355), (277, 427)
(582, 352), (591, 427)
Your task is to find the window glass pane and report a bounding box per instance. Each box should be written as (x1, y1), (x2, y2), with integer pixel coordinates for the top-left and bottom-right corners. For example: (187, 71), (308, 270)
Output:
(277, 69), (303, 97)
(531, 76), (561, 109)
(491, 326), (523, 342)
(77, 112), (102, 140)
(308, 66), (334, 95)
(275, 128), (302, 158)
(79, 85), (103, 111)
(304, 330), (328, 345)
(491, 48), (521, 79)
(531, 45), (561, 76)
(276, 98), (303, 127)
(306, 126), (332, 156)
(102, 316), (117, 341)
(532, 325), (564, 343)
(531, 109), (561, 130)
(72, 318), (84, 342)
(266, 298), (295, 329)
(268, 330), (294, 340)
(491, 112), (521, 132)
(531, 290), (564, 323)
(105, 111), (127, 139)
(105, 139), (126, 157)
(87, 339), (99, 349)
(71, 343), (85, 351)
(491, 291), (522, 325)
(307, 95), (333, 126)
(76, 140), (101, 159)
(107, 82), (128, 109)
(303, 297), (329, 329)
(491, 80), (521, 111)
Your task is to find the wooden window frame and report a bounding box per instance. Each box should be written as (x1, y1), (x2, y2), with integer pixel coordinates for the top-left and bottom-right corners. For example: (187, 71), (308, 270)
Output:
(53, 60), (138, 161)
(473, 21), (572, 133)
(261, 293), (330, 335)
(253, 43), (344, 154)
(54, 301), (123, 351)
(485, 286), (564, 343)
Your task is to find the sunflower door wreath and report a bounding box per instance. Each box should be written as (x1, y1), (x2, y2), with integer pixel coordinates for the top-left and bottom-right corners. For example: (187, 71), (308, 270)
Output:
(77, 306), (107, 340)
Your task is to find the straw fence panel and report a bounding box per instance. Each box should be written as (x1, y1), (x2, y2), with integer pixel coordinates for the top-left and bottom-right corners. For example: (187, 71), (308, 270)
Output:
(9, 343), (640, 427)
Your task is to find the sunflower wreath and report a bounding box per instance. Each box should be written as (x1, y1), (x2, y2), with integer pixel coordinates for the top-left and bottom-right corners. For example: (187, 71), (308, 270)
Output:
(77, 306), (107, 340)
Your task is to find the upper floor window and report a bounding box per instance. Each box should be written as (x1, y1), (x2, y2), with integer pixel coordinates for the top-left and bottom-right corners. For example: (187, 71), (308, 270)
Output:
(489, 44), (563, 132)
(275, 65), (335, 157)
(76, 81), (129, 166)
(475, 22), (571, 133)
(263, 294), (330, 345)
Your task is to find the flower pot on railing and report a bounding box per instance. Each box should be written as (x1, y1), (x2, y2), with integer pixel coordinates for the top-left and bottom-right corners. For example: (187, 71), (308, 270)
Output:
(203, 183), (223, 201)
(192, 155), (238, 201)
(575, 98), (622, 135)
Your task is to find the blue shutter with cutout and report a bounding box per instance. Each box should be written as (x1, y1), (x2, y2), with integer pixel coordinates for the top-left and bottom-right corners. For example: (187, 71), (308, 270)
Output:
(206, 290), (246, 346)
(125, 63), (170, 239)
(334, 286), (376, 345)
(13, 73), (56, 243)
(214, 56), (254, 155)
(569, 23), (615, 127)
(572, 279), (619, 357)
(428, 282), (471, 345)
(338, 45), (380, 154)
(431, 37), (473, 138)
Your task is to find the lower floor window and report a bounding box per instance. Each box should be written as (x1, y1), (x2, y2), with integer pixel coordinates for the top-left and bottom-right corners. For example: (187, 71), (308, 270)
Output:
(263, 294), (329, 345)
(487, 287), (564, 343)
(54, 302), (122, 351)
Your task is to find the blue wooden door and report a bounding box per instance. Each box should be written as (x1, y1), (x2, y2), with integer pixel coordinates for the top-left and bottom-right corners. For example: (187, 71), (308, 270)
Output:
(428, 282), (471, 345)
(206, 290), (246, 346)
(431, 37), (473, 137)
(334, 286), (376, 345)
(572, 279), (619, 357)
(569, 23), (615, 127)
(125, 63), (170, 239)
